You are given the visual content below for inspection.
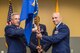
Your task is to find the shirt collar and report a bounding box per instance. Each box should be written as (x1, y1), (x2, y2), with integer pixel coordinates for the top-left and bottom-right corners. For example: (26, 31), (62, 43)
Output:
(56, 21), (62, 28)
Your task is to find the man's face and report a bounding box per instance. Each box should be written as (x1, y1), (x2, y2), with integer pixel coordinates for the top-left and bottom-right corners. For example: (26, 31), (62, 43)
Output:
(11, 14), (20, 26)
(34, 16), (40, 24)
(52, 13), (61, 25)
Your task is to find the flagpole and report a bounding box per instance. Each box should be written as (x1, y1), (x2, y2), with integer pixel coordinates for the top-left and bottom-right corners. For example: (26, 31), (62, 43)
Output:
(34, 16), (40, 46)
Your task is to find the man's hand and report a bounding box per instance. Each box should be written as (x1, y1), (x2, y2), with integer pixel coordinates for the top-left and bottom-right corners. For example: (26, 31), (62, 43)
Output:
(32, 24), (37, 32)
(36, 45), (43, 53)
(36, 32), (42, 39)
(6, 22), (12, 25)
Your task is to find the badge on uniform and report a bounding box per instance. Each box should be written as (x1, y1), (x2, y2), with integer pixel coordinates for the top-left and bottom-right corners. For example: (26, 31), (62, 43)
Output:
(54, 30), (59, 34)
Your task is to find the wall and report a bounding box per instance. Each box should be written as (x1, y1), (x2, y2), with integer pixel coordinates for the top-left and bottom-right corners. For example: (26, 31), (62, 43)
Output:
(0, 0), (80, 37)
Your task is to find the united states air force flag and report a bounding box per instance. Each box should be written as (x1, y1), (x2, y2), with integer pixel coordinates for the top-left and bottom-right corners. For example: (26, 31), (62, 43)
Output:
(20, 0), (38, 44)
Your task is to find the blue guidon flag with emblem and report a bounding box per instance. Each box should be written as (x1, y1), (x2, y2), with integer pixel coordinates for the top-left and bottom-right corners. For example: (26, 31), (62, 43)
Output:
(20, 0), (38, 44)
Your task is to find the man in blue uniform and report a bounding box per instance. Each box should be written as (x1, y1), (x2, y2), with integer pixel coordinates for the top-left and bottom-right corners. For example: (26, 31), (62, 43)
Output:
(5, 13), (27, 53)
(37, 12), (70, 53)
(29, 16), (48, 53)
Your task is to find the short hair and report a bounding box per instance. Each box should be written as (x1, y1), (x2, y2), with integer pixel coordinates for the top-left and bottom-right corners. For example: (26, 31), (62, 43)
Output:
(11, 13), (19, 20)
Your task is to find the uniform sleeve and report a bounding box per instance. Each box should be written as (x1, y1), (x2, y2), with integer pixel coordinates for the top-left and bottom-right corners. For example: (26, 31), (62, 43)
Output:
(43, 43), (52, 52)
(20, 35), (28, 46)
(5, 26), (24, 37)
(41, 39), (52, 52)
(29, 42), (37, 51)
(42, 26), (70, 44)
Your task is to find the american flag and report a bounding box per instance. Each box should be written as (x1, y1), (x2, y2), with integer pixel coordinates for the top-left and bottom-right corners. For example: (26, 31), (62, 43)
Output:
(7, 0), (13, 24)
(5, 0), (13, 48)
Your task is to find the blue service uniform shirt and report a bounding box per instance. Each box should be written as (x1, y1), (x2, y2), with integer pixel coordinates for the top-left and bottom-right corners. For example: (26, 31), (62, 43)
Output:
(29, 24), (48, 53)
(5, 25), (27, 53)
(42, 23), (70, 53)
